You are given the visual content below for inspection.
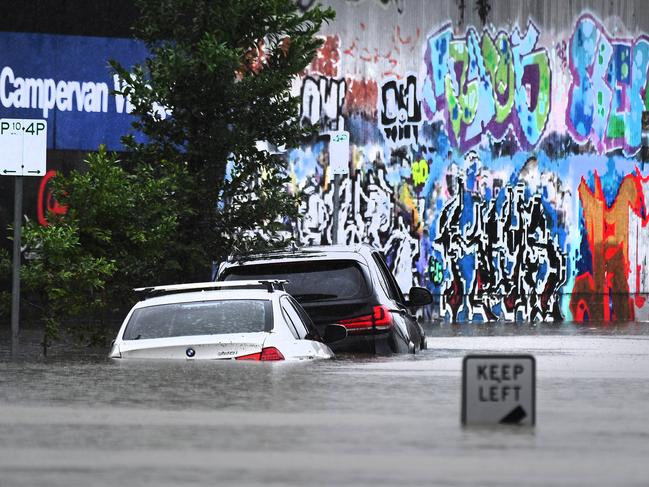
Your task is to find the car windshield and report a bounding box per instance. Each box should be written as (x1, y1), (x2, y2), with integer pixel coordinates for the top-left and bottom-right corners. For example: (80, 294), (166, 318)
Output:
(221, 260), (370, 302)
(123, 299), (272, 340)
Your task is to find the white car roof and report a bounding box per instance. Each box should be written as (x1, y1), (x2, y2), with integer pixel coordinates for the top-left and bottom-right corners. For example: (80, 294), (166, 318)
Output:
(132, 282), (288, 309)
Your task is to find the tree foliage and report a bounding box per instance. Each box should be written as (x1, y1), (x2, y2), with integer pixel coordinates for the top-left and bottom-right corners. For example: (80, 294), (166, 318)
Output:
(21, 147), (182, 340)
(112, 0), (335, 279)
(17, 0), (334, 341)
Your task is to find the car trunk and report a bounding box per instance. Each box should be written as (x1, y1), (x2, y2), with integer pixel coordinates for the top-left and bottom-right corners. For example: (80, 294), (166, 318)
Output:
(117, 333), (268, 360)
(221, 259), (374, 327)
(301, 299), (373, 328)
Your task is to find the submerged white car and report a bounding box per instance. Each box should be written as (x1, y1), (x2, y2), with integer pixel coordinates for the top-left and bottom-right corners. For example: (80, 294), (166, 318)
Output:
(109, 280), (346, 361)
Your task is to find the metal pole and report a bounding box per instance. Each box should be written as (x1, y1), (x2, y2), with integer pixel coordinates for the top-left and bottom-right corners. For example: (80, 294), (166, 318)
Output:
(332, 173), (341, 245)
(11, 175), (23, 358)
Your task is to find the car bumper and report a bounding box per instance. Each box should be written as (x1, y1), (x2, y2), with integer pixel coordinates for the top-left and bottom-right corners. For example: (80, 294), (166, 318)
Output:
(328, 329), (405, 354)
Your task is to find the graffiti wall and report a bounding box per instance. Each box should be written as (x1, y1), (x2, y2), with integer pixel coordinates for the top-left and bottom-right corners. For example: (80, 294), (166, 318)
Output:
(290, 1), (649, 322)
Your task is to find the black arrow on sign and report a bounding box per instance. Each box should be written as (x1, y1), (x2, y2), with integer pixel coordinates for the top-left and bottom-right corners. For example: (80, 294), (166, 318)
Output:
(3, 169), (17, 174)
(27, 170), (41, 174)
(499, 405), (527, 424)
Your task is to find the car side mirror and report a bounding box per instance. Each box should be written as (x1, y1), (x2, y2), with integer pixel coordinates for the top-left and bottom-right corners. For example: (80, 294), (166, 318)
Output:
(405, 286), (433, 307)
(323, 324), (348, 344)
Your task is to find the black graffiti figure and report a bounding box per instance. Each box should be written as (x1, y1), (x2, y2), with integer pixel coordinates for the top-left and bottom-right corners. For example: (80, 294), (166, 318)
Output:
(379, 74), (422, 147)
(435, 177), (567, 322)
(435, 177), (468, 322)
(466, 198), (499, 321)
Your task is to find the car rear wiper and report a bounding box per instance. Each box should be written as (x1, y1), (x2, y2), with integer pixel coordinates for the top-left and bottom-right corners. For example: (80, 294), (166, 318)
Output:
(293, 293), (337, 302)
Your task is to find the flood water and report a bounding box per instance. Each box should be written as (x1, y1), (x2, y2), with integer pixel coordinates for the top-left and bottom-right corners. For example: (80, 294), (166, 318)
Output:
(1, 323), (649, 486)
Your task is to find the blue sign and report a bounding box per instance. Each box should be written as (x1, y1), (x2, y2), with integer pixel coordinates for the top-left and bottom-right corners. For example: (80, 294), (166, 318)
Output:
(0, 32), (148, 151)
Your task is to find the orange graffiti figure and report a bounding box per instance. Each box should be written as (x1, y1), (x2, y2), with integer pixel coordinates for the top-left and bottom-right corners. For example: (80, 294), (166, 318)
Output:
(570, 171), (646, 322)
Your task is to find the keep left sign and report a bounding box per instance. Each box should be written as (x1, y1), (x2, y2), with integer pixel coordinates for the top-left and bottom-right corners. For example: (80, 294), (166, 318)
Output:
(0, 119), (47, 176)
(462, 354), (536, 426)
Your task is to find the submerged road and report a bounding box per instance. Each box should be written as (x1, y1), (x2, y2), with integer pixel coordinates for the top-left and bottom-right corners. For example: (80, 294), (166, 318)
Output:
(1, 324), (648, 486)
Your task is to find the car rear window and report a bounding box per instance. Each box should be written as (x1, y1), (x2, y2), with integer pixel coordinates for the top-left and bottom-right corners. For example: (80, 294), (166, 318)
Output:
(221, 260), (370, 302)
(123, 299), (271, 340)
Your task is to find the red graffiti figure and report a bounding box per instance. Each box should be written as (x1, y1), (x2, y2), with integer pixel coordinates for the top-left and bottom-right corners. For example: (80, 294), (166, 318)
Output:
(309, 35), (340, 77)
(37, 170), (68, 226)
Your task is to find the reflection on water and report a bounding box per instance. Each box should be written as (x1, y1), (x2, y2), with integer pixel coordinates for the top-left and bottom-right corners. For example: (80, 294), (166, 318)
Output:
(424, 320), (649, 337)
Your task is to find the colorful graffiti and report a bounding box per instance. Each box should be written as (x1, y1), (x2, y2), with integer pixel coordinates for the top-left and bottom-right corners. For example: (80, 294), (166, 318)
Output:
(342, 23), (422, 78)
(411, 158), (428, 186)
(308, 36), (341, 77)
(289, 7), (649, 323)
(378, 74), (422, 148)
(295, 165), (420, 290)
(570, 168), (648, 321)
(422, 22), (551, 152)
(300, 75), (347, 131)
(566, 14), (649, 157)
(432, 154), (566, 322)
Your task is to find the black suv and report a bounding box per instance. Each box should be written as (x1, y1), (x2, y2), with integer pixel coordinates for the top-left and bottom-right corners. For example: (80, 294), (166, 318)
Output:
(216, 245), (432, 354)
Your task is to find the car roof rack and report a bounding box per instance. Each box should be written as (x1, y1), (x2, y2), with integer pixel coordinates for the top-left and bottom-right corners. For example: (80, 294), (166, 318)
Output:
(225, 243), (374, 263)
(134, 280), (288, 299)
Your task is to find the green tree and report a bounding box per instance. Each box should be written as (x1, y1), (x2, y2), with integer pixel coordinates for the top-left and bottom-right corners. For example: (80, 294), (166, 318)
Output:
(112, 0), (335, 280)
(21, 147), (182, 344)
(18, 0), (333, 345)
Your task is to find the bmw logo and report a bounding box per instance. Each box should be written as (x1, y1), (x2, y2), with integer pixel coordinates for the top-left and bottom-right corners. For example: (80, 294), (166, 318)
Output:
(186, 348), (196, 358)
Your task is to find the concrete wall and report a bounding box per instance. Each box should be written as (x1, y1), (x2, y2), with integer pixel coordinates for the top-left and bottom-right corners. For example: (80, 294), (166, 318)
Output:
(291, 0), (649, 322)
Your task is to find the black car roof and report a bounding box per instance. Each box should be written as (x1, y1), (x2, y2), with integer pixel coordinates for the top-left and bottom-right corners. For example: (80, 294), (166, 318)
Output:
(224, 244), (376, 266)
(219, 244), (379, 300)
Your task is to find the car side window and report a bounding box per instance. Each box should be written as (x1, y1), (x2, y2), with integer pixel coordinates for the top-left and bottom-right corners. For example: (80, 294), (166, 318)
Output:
(371, 255), (392, 298)
(287, 296), (320, 340)
(280, 296), (308, 339)
(372, 252), (406, 305)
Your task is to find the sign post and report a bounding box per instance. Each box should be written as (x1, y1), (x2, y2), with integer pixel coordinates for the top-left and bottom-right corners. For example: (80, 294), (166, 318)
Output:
(462, 354), (536, 426)
(0, 119), (47, 357)
(10, 176), (23, 356)
(328, 130), (349, 245)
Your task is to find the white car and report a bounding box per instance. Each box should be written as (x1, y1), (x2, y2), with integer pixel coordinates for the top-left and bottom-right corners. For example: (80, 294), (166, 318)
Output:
(109, 280), (346, 361)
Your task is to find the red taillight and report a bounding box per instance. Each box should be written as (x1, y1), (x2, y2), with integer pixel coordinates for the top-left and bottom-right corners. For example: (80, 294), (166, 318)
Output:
(338, 305), (393, 331)
(236, 347), (285, 361)
(260, 347), (285, 361)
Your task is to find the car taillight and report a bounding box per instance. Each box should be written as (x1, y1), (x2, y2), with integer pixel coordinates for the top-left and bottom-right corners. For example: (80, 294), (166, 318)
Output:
(338, 305), (393, 331)
(236, 347), (285, 361)
(260, 347), (285, 361)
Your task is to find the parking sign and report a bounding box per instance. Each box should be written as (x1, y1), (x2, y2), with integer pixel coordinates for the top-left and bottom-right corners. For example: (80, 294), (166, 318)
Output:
(0, 118), (47, 176)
